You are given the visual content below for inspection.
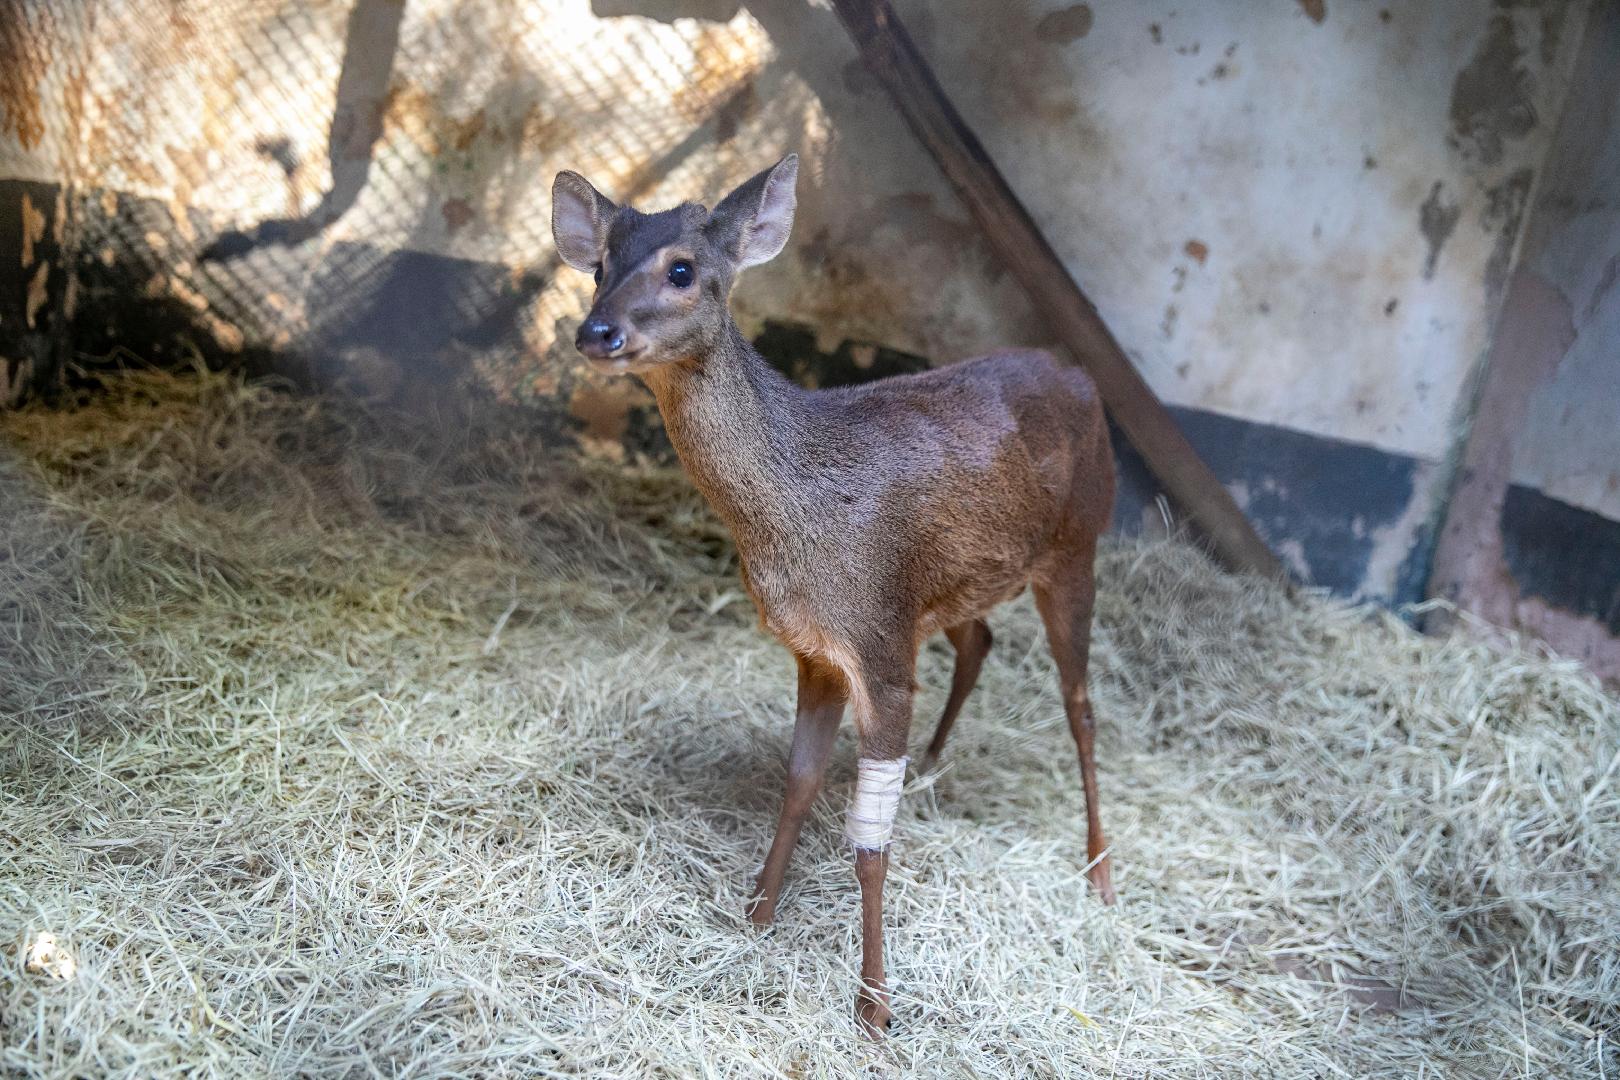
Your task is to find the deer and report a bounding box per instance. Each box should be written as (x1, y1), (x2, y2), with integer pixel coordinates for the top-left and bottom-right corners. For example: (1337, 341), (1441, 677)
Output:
(551, 155), (1116, 1036)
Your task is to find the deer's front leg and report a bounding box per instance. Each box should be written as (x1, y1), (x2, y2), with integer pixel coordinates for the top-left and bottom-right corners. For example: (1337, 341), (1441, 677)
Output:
(847, 669), (913, 1037)
(750, 655), (845, 926)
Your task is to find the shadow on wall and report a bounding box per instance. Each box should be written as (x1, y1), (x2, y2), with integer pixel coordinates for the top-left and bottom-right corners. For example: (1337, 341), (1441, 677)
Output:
(48, 0), (796, 414)
(198, 0), (406, 262)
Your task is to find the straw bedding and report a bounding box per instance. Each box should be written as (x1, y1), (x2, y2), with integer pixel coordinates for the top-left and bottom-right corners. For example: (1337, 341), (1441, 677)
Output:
(2, 369), (1616, 1077)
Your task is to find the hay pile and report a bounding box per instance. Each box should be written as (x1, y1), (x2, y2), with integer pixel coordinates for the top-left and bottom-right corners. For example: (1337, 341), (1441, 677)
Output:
(2, 370), (1616, 1078)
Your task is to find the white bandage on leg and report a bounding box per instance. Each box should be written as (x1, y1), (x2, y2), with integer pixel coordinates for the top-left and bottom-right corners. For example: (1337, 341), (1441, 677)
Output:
(845, 757), (908, 850)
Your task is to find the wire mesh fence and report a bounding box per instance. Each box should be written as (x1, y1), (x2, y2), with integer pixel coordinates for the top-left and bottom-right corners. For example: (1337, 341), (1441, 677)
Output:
(6, 0), (823, 423)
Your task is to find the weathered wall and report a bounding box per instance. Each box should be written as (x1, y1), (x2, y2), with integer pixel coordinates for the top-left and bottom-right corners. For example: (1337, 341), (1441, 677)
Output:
(1507, 13), (1620, 526)
(0, 0), (1610, 618)
(1428, 0), (1620, 682)
(0, 2), (90, 405)
(724, 0), (1594, 601)
(745, 1), (1577, 455)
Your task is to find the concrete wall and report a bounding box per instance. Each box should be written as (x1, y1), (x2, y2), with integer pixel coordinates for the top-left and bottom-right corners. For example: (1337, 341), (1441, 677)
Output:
(725, 0), (1592, 601)
(1428, 0), (1620, 681)
(1, 0), (1613, 631)
(1508, 12), (1620, 526)
(750, 1), (1575, 455)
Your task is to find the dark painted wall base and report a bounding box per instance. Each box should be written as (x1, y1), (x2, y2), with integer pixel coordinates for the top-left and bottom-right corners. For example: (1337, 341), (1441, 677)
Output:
(1503, 485), (1620, 635)
(1109, 406), (1433, 602)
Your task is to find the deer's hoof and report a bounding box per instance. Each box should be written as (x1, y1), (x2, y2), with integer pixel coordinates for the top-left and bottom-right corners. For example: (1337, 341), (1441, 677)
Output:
(745, 895), (776, 927)
(745, 879), (777, 927)
(856, 982), (892, 1037)
(1088, 862), (1117, 907)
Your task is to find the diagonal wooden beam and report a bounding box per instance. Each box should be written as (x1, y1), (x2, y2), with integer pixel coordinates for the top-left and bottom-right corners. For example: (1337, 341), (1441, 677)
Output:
(828, 0), (1285, 579)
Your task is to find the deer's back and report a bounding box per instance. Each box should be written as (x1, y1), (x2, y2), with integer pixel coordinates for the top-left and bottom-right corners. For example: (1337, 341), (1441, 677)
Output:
(776, 349), (1114, 640)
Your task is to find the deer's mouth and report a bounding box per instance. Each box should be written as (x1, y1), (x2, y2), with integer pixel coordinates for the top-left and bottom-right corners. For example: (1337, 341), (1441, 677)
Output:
(591, 349), (645, 371)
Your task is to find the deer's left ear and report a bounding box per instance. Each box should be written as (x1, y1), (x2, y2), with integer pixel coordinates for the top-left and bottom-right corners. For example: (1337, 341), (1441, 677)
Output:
(552, 171), (617, 273)
(708, 154), (798, 270)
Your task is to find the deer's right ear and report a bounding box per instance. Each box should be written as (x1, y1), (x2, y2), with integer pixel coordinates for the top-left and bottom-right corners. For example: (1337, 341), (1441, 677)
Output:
(551, 171), (616, 273)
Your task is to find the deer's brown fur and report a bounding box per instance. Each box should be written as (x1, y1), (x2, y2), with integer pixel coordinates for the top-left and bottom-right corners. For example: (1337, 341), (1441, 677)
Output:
(553, 156), (1115, 1036)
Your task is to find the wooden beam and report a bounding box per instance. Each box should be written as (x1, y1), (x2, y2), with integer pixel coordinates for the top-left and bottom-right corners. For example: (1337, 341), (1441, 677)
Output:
(828, 0), (1285, 579)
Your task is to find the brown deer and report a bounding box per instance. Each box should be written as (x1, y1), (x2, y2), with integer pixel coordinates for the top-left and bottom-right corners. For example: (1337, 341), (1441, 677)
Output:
(551, 156), (1115, 1035)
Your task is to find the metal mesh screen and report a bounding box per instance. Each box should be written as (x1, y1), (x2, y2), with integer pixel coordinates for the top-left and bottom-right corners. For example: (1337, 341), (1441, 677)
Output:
(9, 0), (819, 414)
(1, 3), (90, 182)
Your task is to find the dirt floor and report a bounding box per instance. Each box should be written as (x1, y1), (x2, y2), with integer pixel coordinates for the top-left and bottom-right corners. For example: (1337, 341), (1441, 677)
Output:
(2, 370), (1617, 1077)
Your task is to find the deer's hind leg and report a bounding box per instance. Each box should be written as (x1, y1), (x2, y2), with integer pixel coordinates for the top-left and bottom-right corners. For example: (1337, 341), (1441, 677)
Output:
(917, 618), (992, 774)
(1033, 542), (1115, 905)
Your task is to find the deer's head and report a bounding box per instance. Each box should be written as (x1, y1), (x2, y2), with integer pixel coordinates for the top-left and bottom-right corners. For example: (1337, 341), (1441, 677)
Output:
(551, 156), (798, 374)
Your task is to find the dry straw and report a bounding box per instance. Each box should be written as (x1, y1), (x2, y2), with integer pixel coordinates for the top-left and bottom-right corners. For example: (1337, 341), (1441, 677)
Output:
(2, 369), (1616, 1077)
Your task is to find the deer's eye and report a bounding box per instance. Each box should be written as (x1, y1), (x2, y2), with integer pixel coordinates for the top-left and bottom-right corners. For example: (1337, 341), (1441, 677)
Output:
(667, 260), (695, 288)
(593, 264), (602, 286)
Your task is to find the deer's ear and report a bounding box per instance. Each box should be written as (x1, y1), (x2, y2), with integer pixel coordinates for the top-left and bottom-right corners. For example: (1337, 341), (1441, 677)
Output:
(708, 154), (798, 270)
(552, 171), (616, 272)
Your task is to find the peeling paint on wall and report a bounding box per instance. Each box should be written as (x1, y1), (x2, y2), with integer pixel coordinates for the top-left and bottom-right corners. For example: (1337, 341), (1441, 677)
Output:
(1419, 182), (1461, 279)
(1481, 167), (1536, 305)
(1035, 4), (1094, 44)
(1449, 9), (1539, 166)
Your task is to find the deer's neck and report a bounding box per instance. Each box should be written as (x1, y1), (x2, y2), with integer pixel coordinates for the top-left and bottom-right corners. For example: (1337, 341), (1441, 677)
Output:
(642, 323), (810, 545)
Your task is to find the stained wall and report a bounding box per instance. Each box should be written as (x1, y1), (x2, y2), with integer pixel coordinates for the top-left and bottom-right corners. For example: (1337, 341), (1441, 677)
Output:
(1428, 0), (1620, 681)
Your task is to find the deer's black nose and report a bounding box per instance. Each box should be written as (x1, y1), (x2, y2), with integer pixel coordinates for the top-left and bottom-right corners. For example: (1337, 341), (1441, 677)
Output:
(581, 318), (625, 354)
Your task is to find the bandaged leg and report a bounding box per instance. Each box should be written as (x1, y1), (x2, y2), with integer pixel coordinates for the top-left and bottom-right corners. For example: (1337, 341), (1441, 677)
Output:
(845, 757), (907, 850)
(845, 667), (912, 1034)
